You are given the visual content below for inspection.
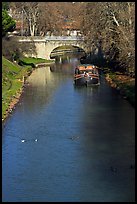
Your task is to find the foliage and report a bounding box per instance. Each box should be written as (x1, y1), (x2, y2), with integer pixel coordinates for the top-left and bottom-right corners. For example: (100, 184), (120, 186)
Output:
(106, 72), (135, 107)
(2, 37), (21, 61)
(18, 60), (35, 68)
(6, 2), (135, 76)
(15, 2), (39, 36)
(2, 36), (36, 62)
(81, 2), (135, 75)
(2, 9), (16, 37)
(2, 2), (10, 10)
(9, 2), (83, 36)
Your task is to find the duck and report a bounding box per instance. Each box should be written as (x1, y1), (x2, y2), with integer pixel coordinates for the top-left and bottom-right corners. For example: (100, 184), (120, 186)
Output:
(70, 135), (79, 140)
(21, 139), (25, 143)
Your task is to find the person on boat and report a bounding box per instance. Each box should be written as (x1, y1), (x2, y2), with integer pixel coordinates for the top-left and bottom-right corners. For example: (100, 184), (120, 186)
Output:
(84, 71), (89, 77)
(75, 67), (80, 74)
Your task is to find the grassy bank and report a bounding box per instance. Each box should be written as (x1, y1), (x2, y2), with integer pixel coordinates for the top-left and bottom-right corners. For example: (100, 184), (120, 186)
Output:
(2, 56), (51, 121)
(20, 57), (55, 64)
(105, 72), (135, 107)
(18, 57), (55, 67)
(2, 56), (32, 120)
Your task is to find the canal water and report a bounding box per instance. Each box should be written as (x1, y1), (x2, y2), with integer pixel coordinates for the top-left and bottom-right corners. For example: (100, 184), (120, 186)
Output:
(2, 57), (135, 202)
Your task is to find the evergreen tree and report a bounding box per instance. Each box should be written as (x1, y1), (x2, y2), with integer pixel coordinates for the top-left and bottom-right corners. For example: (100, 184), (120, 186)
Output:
(2, 9), (16, 37)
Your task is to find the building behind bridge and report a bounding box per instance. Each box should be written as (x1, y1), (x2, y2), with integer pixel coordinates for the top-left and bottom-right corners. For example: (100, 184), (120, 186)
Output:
(7, 8), (82, 37)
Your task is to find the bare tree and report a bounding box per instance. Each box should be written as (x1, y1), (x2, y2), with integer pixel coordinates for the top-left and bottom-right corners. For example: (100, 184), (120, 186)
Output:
(9, 2), (84, 36)
(81, 2), (135, 74)
(10, 2), (39, 36)
(37, 2), (64, 35)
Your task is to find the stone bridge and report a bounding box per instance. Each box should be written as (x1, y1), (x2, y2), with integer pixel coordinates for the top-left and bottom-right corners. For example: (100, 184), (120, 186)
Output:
(17, 36), (87, 59)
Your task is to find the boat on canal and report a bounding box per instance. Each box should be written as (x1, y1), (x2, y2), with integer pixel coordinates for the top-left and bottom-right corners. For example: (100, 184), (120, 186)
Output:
(74, 64), (100, 86)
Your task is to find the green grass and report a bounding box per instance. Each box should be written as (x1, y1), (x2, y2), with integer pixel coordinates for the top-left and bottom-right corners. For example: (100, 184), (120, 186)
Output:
(2, 56), (22, 72)
(2, 81), (22, 117)
(2, 56), (33, 119)
(20, 57), (54, 64)
(2, 56), (55, 120)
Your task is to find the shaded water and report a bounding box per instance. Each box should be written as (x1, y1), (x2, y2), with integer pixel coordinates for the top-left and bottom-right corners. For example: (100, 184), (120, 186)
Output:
(2, 57), (135, 202)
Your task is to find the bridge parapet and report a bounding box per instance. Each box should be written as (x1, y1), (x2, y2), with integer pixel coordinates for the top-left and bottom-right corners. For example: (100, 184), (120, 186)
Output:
(16, 35), (84, 42)
(17, 36), (46, 42)
(16, 35), (86, 59)
(45, 36), (84, 41)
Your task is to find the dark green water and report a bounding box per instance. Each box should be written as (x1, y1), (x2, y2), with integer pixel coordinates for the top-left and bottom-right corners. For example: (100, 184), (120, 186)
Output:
(2, 58), (135, 202)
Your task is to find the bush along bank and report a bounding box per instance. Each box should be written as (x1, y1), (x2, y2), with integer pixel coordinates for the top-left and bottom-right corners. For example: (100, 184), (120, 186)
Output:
(105, 72), (135, 107)
(2, 56), (49, 122)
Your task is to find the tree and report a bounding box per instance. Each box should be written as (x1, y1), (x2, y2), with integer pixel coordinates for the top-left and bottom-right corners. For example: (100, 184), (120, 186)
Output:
(37, 2), (67, 36)
(2, 36), (36, 62)
(81, 2), (135, 74)
(2, 9), (16, 37)
(10, 2), (39, 36)
(9, 2), (84, 36)
(2, 2), (9, 10)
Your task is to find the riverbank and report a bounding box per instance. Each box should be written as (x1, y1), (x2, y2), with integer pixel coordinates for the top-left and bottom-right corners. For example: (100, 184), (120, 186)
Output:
(2, 57), (32, 122)
(35, 61), (55, 67)
(2, 86), (23, 122)
(105, 72), (135, 107)
(2, 56), (54, 122)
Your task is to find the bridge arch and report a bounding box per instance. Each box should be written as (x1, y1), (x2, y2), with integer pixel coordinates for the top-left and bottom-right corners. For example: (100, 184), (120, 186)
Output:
(50, 45), (86, 59)
(17, 36), (87, 60)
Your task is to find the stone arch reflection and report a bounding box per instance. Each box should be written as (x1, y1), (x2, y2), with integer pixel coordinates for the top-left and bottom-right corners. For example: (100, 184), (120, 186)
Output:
(50, 45), (86, 60)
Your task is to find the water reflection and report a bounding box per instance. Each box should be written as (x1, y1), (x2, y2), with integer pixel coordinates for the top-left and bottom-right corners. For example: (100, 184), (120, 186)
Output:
(2, 55), (135, 202)
(50, 53), (81, 75)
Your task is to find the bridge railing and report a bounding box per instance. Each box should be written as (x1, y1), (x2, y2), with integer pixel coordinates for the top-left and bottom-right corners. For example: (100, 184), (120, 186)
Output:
(16, 36), (46, 42)
(16, 35), (84, 42)
(45, 36), (84, 41)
